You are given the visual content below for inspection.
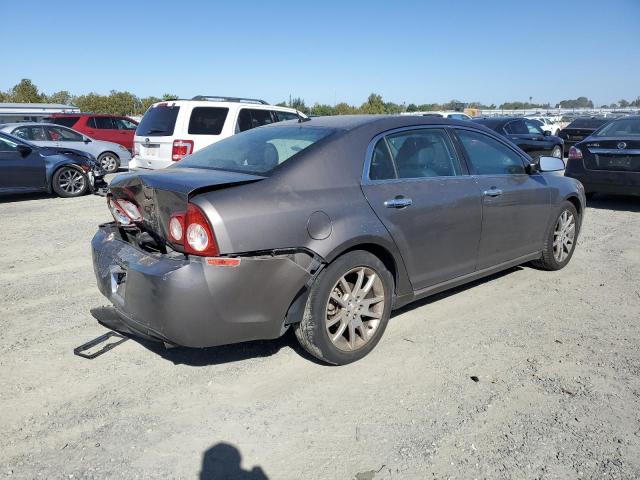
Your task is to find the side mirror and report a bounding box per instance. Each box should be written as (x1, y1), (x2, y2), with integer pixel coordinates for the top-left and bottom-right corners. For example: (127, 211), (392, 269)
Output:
(84, 137), (92, 143)
(16, 144), (32, 157)
(538, 156), (565, 172)
(543, 130), (551, 136)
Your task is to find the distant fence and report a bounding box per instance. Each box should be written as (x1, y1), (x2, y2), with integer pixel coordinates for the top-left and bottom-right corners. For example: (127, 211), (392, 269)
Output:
(475, 107), (638, 117)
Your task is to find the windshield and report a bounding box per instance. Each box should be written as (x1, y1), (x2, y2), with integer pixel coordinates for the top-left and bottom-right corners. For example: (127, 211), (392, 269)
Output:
(593, 118), (640, 137)
(568, 118), (607, 129)
(176, 125), (337, 175)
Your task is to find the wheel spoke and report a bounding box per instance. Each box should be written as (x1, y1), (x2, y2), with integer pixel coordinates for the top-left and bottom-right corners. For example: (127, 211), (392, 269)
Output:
(326, 311), (345, 328)
(331, 318), (348, 342)
(352, 268), (365, 297)
(339, 277), (352, 295)
(348, 322), (356, 349)
(330, 292), (346, 307)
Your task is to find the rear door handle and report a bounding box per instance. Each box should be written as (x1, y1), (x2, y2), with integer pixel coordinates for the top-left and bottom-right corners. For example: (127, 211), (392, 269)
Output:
(483, 188), (503, 197)
(384, 196), (412, 208)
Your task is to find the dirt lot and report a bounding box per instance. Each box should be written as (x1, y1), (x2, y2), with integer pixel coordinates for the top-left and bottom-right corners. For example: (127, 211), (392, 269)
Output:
(1, 188), (639, 479)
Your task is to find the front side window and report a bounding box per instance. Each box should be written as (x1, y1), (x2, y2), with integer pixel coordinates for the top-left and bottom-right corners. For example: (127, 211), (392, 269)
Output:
(93, 117), (116, 129)
(115, 118), (138, 130)
(504, 120), (528, 135)
(0, 136), (19, 153)
(525, 120), (544, 135)
(384, 128), (461, 179)
(457, 129), (526, 175)
(178, 126), (335, 176)
(188, 107), (229, 135)
(236, 109), (275, 133)
(46, 126), (83, 142)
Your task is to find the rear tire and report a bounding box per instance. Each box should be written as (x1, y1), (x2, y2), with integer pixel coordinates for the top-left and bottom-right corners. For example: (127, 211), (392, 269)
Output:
(532, 201), (579, 271)
(294, 250), (394, 365)
(98, 152), (120, 173)
(52, 166), (88, 198)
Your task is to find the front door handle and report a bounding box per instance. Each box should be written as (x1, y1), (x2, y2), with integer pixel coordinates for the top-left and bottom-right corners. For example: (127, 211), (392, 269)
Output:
(384, 196), (413, 208)
(483, 188), (503, 197)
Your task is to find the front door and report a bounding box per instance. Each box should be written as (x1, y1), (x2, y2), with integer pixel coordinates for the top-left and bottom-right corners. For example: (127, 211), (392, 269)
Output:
(0, 136), (46, 191)
(362, 127), (482, 290)
(453, 128), (551, 269)
(45, 125), (88, 151)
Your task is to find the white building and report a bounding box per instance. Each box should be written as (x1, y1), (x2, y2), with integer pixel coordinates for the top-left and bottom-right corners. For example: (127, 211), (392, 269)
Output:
(0, 102), (80, 124)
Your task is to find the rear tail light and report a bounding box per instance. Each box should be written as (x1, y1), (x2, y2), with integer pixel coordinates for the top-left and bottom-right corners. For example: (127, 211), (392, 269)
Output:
(133, 144), (139, 156)
(172, 140), (194, 161)
(568, 146), (583, 160)
(167, 203), (219, 256)
(107, 196), (143, 225)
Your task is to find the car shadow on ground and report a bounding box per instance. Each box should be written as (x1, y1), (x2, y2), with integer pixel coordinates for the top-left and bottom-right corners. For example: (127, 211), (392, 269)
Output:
(199, 442), (268, 480)
(91, 266), (525, 367)
(0, 191), (55, 203)
(586, 194), (639, 212)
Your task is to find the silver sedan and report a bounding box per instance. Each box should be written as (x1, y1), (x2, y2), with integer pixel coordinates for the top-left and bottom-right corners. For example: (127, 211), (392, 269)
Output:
(0, 122), (131, 173)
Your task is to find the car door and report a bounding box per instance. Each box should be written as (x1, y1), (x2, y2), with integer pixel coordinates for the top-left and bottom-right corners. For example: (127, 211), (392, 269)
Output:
(113, 117), (138, 150)
(11, 126), (55, 148)
(45, 125), (88, 152)
(361, 127), (482, 290)
(453, 128), (551, 269)
(90, 116), (120, 144)
(0, 135), (46, 191)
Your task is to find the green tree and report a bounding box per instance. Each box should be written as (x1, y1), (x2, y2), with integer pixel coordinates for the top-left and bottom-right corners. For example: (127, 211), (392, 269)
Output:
(559, 96), (593, 109)
(46, 90), (73, 105)
(162, 93), (179, 101)
(406, 103), (419, 112)
(360, 93), (386, 114)
(310, 103), (335, 116)
(7, 79), (43, 103)
(289, 97), (309, 114)
(631, 97), (640, 107)
(333, 102), (358, 115)
(140, 96), (162, 113)
(618, 99), (629, 108)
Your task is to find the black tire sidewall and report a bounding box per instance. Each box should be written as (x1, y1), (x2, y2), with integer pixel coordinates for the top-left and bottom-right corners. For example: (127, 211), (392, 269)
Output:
(52, 167), (88, 198)
(305, 250), (394, 365)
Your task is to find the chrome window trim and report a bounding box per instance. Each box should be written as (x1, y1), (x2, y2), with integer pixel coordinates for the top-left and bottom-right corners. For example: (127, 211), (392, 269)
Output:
(361, 125), (464, 185)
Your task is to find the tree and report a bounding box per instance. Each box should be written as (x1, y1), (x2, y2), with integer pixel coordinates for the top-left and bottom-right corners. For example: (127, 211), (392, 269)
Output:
(559, 96), (593, 109)
(406, 103), (418, 112)
(360, 93), (386, 114)
(631, 97), (640, 107)
(162, 93), (179, 101)
(310, 103), (335, 116)
(46, 90), (73, 105)
(7, 79), (43, 103)
(333, 102), (358, 115)
(618, 99), (629, 108)
(288, 97), (309, 114)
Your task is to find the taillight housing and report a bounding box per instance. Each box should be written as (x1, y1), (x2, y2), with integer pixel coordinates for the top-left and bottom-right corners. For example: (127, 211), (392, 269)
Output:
(168, 203), (219, 256)
(107, 196), (143, 225)
(172, 140), (194, 161)
(568, 146), (583, 160)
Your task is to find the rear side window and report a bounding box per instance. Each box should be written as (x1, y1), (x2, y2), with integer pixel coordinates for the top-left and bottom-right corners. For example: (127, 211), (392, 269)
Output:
(92, 117), (116, 129)
(49, 116), (79, 128)
(188, 107), (229, 135)
(369, 140), (396, 180)
(273, 111), (299, 122)
(236, 109), (275, 132)
(504, 120), (528, 134)
(12, 126), (47, 141)
(457, 129), (526, 175)
(136, 105), (180, 136)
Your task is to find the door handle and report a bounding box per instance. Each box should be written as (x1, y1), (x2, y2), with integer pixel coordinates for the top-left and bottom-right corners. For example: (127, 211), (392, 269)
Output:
(483, 188), (503, 197)
(384, 196), (412, 208)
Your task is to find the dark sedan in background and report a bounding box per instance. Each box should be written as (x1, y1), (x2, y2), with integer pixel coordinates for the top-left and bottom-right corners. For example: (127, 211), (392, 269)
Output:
(0, 131), (107, 198)
(558, 117), (610, 156)
(92, 115), (585, 365)
(472, 117), (564, 160)
(565, 116), (640, 197)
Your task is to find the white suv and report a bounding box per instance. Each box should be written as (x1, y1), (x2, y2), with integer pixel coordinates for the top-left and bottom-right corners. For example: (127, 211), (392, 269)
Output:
(130, 96), (304, 170)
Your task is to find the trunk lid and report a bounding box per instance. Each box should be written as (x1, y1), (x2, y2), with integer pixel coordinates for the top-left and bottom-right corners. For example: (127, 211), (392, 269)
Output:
(109, 167), (265, 249)
(582, 137), (640, 172)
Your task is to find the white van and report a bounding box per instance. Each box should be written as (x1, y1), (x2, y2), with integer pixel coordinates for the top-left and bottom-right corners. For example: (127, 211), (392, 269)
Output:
(130, 96), (305, 170)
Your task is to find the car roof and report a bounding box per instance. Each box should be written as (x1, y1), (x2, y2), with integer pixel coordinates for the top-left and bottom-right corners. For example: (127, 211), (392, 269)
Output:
(49, 113), (129, 117)
(471, 116), (525, 127)
(0, 122), (70, 128)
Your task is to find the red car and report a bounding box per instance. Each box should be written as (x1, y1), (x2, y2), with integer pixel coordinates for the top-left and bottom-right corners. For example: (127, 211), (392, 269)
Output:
(44, 114), (138, 151)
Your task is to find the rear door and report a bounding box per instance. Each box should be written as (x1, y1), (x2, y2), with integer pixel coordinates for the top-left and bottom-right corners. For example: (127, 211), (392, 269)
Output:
(361, 127), (482, 290)
(89, 117), (121, 144)
(113, 117), (138, 150)
(0, 136), (46, 191)
(453, 128), (551, 269)
(134, 104), (182, 169)
(235, 108), (276, 133)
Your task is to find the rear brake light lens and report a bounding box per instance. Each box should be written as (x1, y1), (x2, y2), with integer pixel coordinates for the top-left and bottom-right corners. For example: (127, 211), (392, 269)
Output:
(172, 140), (194, 161)
(183, 203), (219, 256)
(568, 146), (583, 160)
(107, 197), (131, 226)
(168, 213), (185, 244)
(116, 199), (142, 222)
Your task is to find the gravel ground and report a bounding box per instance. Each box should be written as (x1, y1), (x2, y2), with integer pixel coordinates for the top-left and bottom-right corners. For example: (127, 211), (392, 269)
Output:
(0, 187), (639, 480)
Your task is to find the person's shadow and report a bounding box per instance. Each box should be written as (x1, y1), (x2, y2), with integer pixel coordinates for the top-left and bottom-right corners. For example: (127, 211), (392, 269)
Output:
(199, 443), (268, 480)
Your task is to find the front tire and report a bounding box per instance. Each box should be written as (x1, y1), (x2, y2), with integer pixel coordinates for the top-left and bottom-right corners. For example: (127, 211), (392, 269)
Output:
(294, 250), (394, 365)
(532, 201), (579, 271)
(52, 166), (88, 198)
(98, 152), (120, 173)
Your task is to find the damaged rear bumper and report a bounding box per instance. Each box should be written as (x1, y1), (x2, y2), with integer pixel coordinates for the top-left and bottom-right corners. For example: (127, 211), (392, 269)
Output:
(91, 224), (314, 347)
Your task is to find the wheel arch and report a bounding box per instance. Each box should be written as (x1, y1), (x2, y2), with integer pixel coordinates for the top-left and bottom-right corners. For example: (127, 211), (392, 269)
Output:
(564, 194), (583, 219)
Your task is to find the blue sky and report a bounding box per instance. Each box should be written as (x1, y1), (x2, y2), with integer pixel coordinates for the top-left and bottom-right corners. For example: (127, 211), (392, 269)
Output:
(1, 0), (639, 106)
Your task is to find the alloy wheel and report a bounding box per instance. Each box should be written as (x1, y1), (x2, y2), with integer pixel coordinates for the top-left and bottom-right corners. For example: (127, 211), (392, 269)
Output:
(100, 155), (117, 172)
(57, 168), (86, 195)
(325, 266), (385, 351)
(553, 210), (575, 262)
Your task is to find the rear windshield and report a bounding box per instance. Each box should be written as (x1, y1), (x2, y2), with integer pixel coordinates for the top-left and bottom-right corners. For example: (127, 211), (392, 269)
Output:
(567, 118), (607, 129)
(177, 125), (336, 176)
(136, 105), (180, 136)
(593, 118), (640, 137)
(48, 116), (79, 128)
